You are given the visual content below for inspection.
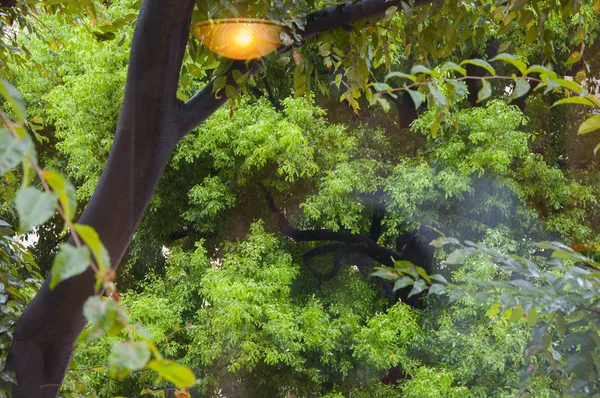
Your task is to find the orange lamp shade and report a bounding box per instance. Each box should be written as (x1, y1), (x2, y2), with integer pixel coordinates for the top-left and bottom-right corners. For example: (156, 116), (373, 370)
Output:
(191, 18), (291, 60)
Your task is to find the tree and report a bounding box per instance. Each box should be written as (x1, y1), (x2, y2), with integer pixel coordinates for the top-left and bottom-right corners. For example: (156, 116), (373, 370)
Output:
(4, 0), (439, 395)
(2, 0), (600, 395)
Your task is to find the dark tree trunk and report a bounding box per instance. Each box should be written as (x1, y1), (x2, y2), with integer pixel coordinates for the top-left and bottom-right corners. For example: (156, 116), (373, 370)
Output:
(0, 0), (16, 9)
(5, 0), (438, 396)
(5, 1), (210, 396)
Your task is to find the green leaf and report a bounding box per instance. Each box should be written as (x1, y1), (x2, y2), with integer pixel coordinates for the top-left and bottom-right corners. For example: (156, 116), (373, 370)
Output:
(211, 76), (227, 98)
(80, 296), (128, 341)
(377, 97), (390, 112)
(213, 58), (233, 77)
(373, 82), (391, 92)
(50, 244), (91, 289)
(497, 41), (511, 53)
(447, 80), (468, 100)
(0, 129), (31, 175)
(394, 260), (418, 278)
(43, 170), (77, 221)
(430, 274), (448, 283)
(407, 89), (424, 109)
(109, 341), (151, 379)
(428, 283), (447, 296)
(147, 359), (196, 388)
(564, 353), (588, 375)
(429, 83), (447, 108)
(73, 224), (111, 272)
(491, 53), (527, 75)
(566, 51), (582, 65)
(524, 65), (557, 79)
(415, 266), (431, 283)
(384, 71), (416, 82)
(393, 276), (414, 291)
(440, 62), (466, 76)
(510, 79), (530, 101)
(0, 79), (25, 123)
(526, 308), (539, 327)
(225, 85), (238, 102)
(509, 306), (525, 323)
(578, 115), (600, 135)
(459, 59), (496, 75)
(555, 312), (567, 335)
(407, 279), (427, 298)
(477, 79), (492, 103)
(15, 187), (58, 232)
(446, 249), (468, 265)
(551, 96), (595, 107)
(556, 78), (583, 94)
(371, 267), (399, 280)
(486, 303), (501, 317)
(410, 65), (432, 75)
(294, 72), (307, 96)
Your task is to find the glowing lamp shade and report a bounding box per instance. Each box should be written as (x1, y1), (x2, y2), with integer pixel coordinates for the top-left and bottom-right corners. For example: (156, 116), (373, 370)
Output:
(191, 18), (290, 60)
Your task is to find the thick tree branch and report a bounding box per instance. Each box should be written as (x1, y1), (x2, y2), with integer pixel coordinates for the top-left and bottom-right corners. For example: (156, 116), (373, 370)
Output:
(302, 0), (439, 40)
(304, 243), (345, 280)
(262, 186), (404, 267)
(368, 205), (385, 241)
(0, 0), (15, 9)
(179, 60), (263, 135)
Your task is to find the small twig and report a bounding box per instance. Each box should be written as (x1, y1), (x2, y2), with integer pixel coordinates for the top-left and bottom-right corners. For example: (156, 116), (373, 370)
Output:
(383, 75), (544, 95)
(576, 305), (600, 315)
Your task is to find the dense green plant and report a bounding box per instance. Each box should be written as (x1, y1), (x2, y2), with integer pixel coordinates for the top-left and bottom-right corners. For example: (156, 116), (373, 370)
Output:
(441, 240), (600, 397)
(2, 0), (600, 395)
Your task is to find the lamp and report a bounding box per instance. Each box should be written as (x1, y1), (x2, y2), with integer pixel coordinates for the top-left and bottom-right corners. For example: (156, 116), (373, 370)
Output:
(191, 18), (291, 61)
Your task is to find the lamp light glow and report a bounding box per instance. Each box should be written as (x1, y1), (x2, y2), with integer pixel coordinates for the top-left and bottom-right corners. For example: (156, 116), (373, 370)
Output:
(191, 18), (290, 60)
(234, 28), (253, 48)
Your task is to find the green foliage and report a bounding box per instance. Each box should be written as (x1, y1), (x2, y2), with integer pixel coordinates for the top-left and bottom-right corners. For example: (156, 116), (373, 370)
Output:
(3, 0), (600, 396)
(374, 231), (563, 396)
(8, 7), (132, 199)
(190, 222), (409, 394)
(400, 367), (471, 398)
(0, 226), (42, 392)
(0, 129), (31, 176)
(404, 101), (597, 242)
(70, 223), (423, 396)
(443, 241), (600, 396)
(43, 170), (77, 221)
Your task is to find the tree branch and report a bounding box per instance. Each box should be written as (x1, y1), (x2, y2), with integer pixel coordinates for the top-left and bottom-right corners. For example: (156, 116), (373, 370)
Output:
(304, 243), (345, 280)
(179, 59), (265, 136)
(368, 205), (385, 242)
(261, 186), (405, 267)
(302, 0), (439, 40)
(0, 0), (15, 9)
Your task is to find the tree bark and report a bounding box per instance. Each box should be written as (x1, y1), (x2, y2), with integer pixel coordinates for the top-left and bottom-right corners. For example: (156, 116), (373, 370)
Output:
(5, 0), (438, 396)
(5, 1), (204, 396)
